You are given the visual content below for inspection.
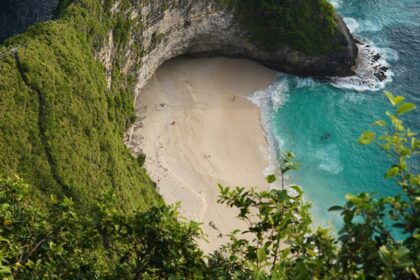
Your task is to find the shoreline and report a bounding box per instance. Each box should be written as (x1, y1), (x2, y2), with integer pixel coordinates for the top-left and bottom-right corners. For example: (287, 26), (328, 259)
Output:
(126, 57), (276, 253)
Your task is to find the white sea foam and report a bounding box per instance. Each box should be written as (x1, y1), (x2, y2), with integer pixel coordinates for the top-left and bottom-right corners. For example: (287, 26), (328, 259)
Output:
(358, 20), (382, 32)
(345, 18), (383, 33)
(344, 17), (360, 33)
(315, 144), (343, 174)
(295, 77), (318, 89)
(381, 47), (399, 62)
(340, 92), (367, 104)
(331, 39), (395, 91)
(328, 0), (342, 9)
(331, 14), (398, 92)
(248, 77), (289, 188)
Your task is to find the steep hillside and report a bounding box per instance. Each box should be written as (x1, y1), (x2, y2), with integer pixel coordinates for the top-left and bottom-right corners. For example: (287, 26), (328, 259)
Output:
(0, 0), (357, 211)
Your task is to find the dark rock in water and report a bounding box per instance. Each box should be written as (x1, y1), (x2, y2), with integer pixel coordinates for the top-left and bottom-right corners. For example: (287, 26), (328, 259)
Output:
(0, 0), (58, 42)
(353, 38), (362, 45)
(373, 65), (389, 81)
(372, 54), (381, 62)
(320, 132), (332, 142)
(375, 71), (387, 82)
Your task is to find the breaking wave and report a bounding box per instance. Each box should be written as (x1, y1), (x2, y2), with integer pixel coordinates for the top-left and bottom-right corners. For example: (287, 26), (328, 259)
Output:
(248, 77), (289, 186)
(331, 39), (395, 91)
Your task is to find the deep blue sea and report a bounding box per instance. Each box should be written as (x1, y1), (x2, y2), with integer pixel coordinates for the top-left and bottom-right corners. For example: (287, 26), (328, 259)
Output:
(252, 0), (420, 229)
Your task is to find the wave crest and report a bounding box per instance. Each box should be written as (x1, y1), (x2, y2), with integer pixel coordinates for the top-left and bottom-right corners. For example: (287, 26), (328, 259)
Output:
(331, 39), (394, 91)
(248, 78), (289, 185)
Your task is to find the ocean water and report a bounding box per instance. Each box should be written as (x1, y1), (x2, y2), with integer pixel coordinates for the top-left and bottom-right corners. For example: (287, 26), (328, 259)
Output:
(253, 0), (420, 229)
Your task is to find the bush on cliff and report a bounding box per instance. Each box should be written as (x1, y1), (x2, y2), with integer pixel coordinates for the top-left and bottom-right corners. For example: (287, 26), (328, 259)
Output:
(215, 0), (339, 55)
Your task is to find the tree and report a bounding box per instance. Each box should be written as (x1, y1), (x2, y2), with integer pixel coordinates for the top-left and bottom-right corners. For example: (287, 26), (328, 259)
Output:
(330, 91), (419, 279)
(0, 179), (205, 279)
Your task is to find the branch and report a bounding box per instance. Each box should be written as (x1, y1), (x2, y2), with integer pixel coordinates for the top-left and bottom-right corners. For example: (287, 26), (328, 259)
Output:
(19, 238), (47, 264)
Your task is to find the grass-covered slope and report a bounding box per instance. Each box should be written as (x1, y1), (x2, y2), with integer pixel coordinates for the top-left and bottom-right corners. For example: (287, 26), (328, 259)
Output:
(0, 0), (160, 212)
(216, 0), (339, 55)
(0, 47), (59, 203)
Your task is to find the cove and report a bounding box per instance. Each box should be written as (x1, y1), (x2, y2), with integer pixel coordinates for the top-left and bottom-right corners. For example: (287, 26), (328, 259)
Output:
(265, 0), (420, 229)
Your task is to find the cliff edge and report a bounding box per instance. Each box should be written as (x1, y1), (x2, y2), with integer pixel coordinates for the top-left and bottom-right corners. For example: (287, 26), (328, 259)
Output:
(95, 0), (358, 92)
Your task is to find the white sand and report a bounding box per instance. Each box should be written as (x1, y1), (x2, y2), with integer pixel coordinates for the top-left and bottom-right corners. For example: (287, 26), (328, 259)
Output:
(127, 57), (276, 253)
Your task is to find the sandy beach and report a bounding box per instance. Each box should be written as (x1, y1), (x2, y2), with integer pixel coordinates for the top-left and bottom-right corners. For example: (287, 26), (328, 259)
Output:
(126, 57), (276, 253)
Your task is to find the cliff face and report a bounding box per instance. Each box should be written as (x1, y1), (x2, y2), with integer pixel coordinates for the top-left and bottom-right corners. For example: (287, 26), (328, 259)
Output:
(0, 0), (58, 42)
(1, 0), (357, 90)
(96, 0), (357, 96)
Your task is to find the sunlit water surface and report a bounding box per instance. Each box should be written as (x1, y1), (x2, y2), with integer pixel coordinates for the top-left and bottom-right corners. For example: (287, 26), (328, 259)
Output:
(251, 0), (420, 230)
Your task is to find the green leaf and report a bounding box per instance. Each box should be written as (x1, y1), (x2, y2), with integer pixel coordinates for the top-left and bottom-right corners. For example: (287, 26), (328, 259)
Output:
(373, 120), (386, 127)
(378, 246), (391, 266)
(359, 131), (376, 145)
(385, 166), (399, 178)
(257, 247), (267, 263)
(397, 102), (416, 115)
(384, 91), (395, 106)
(407, 129), (416, 137)
(328, 206), (344, 212)
(394, 247), (412, 268)
(345, 194), (355, 201)
(393, 96), (405, 105)
(290, 185), (303, 196)
(0, 266), (11, 276)
(354, 272), (366, 280)
(266, 175), (276, 184)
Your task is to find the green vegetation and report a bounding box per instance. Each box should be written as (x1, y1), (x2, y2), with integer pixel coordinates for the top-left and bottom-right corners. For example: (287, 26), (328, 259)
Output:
(215, 0), (341, 55)
(0, 0), (160, 212)
(1, 93), (418, 279)
(0, 178), (204, 279)
(0, 0), (418, 278)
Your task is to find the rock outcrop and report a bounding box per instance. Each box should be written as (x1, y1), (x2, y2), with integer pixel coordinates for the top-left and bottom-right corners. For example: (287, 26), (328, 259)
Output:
(97, 0), (358, 95)
(1, 1), (357, 90)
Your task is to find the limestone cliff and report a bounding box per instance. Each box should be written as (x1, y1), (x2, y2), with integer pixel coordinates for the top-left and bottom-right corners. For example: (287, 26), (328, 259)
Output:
(96, 0), (357, 97)
(1, 0), (357, 92)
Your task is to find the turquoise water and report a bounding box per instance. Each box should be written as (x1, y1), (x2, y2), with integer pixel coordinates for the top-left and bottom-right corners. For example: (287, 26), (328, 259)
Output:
(261, 0), (420, 229)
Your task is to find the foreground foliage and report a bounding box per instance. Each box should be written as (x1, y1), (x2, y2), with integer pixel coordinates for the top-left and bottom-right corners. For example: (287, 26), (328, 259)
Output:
(0, 178), (204, 279)
(1, 93), (418, 279)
